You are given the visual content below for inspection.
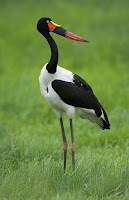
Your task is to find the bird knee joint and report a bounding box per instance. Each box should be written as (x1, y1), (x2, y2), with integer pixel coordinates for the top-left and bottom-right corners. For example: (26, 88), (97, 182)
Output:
(63, 142), (68, 151)
(70, 143), (75, 152)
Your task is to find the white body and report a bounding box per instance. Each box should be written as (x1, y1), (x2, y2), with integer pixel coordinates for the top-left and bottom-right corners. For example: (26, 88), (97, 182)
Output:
(39, 63), (75, 119)
(39, 63), (104, 127)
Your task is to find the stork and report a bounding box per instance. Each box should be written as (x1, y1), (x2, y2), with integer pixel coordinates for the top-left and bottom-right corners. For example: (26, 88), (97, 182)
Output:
(37, 17), (110, 173)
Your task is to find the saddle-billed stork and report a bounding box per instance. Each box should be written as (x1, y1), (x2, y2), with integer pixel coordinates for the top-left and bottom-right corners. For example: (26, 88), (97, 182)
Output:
(37, 17), (110, 172)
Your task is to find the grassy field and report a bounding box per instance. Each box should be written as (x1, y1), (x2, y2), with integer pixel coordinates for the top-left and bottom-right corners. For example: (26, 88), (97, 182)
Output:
(0, 0), (129, 199)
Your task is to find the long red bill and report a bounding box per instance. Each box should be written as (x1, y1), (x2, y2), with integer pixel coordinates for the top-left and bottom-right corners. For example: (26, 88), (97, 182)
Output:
(48, 21), (89, 43)
(65, 31), (89, 42)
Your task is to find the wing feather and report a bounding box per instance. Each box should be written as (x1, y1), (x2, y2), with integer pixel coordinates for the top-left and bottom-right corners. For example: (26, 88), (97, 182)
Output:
(52, 75), (110, 129)
(52, 79), (102, 116)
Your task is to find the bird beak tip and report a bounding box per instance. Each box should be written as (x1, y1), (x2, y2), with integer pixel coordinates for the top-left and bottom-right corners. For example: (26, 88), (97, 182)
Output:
(84, 40), (89, 43)
(65, 31), (89, 43)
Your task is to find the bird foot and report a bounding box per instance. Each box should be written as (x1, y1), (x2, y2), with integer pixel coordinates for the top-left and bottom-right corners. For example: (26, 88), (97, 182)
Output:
(63, 142), (68, 151)
(70, 143), (75, 152)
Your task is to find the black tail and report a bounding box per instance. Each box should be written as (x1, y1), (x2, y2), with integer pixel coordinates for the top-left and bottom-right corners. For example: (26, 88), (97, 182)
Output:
(100, 107), (110, 130)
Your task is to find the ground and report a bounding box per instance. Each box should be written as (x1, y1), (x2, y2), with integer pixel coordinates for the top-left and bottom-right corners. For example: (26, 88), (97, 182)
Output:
(0, 0), (129, 199)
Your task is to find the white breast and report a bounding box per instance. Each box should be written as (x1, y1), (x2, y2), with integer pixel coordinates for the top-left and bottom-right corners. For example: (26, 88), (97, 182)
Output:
(39, 63), (75, 118)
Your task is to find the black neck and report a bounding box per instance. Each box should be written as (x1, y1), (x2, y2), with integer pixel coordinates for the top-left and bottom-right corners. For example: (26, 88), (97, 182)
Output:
(43, 31), (58, 74)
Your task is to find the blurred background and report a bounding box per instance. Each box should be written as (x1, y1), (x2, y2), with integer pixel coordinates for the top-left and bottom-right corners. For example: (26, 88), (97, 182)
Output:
(0, 0), (129, 199)
(0, 0), (129, 144)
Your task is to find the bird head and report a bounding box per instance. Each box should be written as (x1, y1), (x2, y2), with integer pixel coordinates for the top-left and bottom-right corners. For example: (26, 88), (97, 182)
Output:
(37, 17), (89, 42)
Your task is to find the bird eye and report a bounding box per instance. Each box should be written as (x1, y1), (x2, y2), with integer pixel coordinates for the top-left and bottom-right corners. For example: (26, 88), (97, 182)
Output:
(46, 20), (49, 23)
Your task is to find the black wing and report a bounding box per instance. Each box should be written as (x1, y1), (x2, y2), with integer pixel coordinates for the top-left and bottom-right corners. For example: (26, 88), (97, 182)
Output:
(73, 75), (110, 128)
(73, 74), (93, 91)
(52, 74), (102, 116)
(52, 74), (110, 129)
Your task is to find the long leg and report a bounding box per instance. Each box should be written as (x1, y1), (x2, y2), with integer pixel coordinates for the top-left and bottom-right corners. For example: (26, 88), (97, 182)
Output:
(60, 118), (68, 173)
(70, 119), (75, 171)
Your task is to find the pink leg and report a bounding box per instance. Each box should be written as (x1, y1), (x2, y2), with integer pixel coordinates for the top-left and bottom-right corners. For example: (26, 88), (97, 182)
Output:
(63, 142), (68, 151)
(70, 143), (75, 152)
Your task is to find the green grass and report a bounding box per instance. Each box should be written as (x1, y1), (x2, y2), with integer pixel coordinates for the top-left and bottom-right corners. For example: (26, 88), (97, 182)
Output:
(0, 0), (129, 199)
